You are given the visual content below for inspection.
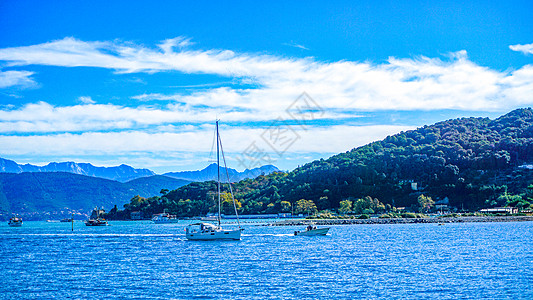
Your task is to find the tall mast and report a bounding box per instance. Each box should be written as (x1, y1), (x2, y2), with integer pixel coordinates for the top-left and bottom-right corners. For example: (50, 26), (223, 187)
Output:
(216, 120), (221, 227)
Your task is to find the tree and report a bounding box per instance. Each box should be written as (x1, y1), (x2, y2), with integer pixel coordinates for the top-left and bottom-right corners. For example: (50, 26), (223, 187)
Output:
(316, 196), (330, 210)
(527, 184), (533, 202)
(265, 203), (276, 214)
(280, 201), (291, 213)
(220, 192), (241, 215)
(417, 194), (435, 213)
(338, 199), (352, 214)
(295, 199), (318, 216)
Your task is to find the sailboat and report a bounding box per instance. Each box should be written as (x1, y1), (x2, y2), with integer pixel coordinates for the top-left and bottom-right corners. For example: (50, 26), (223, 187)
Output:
(186, 120), (243, 241)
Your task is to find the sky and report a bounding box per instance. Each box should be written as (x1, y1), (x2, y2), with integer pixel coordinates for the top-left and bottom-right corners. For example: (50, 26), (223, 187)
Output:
(0, 0), (532, 174)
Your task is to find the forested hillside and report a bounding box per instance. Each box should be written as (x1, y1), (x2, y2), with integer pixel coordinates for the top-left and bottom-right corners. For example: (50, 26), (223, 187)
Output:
(111, 108), (533, 219)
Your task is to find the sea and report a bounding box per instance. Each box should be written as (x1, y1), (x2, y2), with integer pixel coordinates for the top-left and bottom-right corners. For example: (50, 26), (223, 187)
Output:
(1, 220), (532, 299)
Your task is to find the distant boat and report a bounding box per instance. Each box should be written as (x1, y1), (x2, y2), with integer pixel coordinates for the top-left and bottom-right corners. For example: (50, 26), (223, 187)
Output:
(152, 212), (179, 224)
(60, 218), (73, 223)
(85, 219), (108, 226)
(186, 120), (242, 241)
(85, 208), (109, 226)
(8, 216), (23, 227)
(294, 224), (330, 236)
(199, 215), (218, 221)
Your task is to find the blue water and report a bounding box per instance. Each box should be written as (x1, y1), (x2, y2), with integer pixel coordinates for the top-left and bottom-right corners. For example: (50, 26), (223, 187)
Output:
(1, 220), (532, 299)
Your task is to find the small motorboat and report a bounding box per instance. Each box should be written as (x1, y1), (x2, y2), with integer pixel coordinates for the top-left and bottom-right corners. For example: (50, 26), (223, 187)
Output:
(84, 218), (109, 226)
(8, 216), (23, 227)
(294, 224), (330, 236)
(152, 212), (179, 224)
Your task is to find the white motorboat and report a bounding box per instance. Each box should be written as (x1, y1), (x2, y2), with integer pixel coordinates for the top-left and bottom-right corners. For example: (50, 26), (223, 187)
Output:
(8, 216), (23, 227)
(152, 212), (179, 224)
(294, 225), (330, 236)
(186, 120), (242, 241)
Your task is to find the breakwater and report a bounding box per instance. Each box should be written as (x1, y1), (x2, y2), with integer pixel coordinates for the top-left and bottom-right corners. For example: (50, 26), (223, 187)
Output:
(269, 215), (533, 226)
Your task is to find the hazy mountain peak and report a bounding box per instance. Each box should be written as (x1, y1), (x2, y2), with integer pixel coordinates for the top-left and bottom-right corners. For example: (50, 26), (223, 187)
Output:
(164, 164), (280, 182)
(0, 158), (155, 182)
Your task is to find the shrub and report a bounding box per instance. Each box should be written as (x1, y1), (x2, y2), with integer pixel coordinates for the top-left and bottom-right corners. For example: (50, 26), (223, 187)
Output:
(402, 212), (417, 218)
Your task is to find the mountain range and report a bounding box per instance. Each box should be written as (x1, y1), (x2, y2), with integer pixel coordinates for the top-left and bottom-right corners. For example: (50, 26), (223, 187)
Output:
(0, 158), (280, 183)
(0, 158), (155, 182)
(163, 163), (280, 182)
(0, 172), (190, 220)
(0, 159), (280, 220)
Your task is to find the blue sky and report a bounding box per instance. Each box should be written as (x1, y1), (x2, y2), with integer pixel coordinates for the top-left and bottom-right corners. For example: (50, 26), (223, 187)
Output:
(0, 0), (532, 173)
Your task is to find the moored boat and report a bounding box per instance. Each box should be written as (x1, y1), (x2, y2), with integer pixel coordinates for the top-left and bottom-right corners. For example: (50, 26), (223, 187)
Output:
(8, 216), (23, 227)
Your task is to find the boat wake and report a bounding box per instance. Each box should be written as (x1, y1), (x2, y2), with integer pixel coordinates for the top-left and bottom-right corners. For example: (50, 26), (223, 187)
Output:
(8, 233), (182, 237)
(242, 233), (293, 237)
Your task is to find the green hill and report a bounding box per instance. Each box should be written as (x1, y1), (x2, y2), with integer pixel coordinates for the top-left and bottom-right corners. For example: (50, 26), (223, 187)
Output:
(0, 172), (189, 220)
(281, 108), (533, 210)
(111, 108), (533, 218)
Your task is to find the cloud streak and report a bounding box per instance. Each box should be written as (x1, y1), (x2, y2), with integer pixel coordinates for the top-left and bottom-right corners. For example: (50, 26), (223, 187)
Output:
(510, 43), (533, 55)
(0, 70), (36, 88)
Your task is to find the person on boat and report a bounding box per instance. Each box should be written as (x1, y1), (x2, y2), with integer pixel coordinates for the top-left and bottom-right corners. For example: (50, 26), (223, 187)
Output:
(307, 225), (313, 231)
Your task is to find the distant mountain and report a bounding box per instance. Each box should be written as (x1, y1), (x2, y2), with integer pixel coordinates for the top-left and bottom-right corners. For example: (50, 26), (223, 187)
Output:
(0, 172), (190, 220)
(0, 158), (155, 182)
(164, 163), (280, 182)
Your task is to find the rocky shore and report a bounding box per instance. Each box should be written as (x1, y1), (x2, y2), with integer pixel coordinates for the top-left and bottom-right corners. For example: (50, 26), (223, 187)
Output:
(269, 215), (533, 226)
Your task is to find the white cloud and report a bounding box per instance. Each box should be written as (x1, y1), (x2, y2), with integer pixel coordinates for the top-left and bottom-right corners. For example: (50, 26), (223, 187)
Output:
(0, 37), (532, 113)
(0, 70), (36, 88)
(509, 43), (533, 55)
(78, 96), (95, 104)
(158, 37), (194, 53)
(283, 42), (310, 50)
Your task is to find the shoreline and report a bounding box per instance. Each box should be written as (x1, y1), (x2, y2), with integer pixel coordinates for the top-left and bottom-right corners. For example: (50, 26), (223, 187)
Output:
(269, 216), (533, 226)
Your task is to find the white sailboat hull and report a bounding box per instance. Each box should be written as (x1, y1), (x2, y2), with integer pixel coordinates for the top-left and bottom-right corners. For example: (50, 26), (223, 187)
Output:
(186, 229), (242, 241)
